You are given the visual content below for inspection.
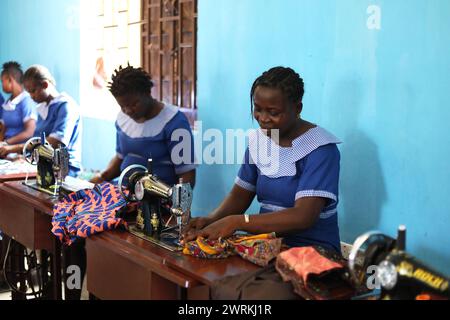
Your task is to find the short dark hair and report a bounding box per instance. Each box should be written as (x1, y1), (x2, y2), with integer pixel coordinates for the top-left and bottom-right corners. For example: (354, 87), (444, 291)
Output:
(2, 61), (24, 84)
(109, 65), (154, 97)
(250, 66), (305, 114)
(23, 65), (56, 86)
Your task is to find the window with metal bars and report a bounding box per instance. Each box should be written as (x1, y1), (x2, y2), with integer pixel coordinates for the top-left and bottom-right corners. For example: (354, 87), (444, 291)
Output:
(141, 0), (198, 122)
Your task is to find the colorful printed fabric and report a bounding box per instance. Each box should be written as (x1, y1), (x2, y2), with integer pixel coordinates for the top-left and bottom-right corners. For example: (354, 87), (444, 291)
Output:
(276, 246), (343, 283)
(52, 182), (128, 245)
(183, 233), (282, 267)
(275, 246), (356, 300)
(183, 237), (231, 259)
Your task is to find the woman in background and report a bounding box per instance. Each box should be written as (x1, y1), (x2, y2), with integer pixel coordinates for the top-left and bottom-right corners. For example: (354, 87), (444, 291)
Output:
(0, 61), (36, 145)
(90, 65), (196, 187)
(0, 65), (82, 176)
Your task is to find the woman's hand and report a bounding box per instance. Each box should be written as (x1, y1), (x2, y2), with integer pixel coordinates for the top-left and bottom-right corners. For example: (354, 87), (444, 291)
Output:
(182, 216), (213, 242)
(89, 173), (105, 184)
(182, 215), (240, 243)
(0, 145), (14, 158)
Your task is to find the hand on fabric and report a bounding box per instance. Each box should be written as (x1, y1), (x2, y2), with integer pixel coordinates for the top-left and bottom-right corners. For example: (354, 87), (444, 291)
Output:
(183, 215), (240, 242)
(181, 216), (213, 243)
(0, 145), (14, 158)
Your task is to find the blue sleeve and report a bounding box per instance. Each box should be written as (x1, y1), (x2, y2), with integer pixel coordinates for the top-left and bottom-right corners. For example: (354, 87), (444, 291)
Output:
(166, 112), (197, 175)
(295, 144), (340, 207)
(48, 102), (80, 146)
(115, 123), (124, 159)
(20, 98), (37, 123)
(235, 148), (258, 192)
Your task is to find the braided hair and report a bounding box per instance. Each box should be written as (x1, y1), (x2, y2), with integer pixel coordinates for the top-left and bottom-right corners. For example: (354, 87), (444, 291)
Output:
(23, 65), (56, 86)
(109, 65), (154, 97)
(1, 61), (24, 84)
(250, 66), (304, 116)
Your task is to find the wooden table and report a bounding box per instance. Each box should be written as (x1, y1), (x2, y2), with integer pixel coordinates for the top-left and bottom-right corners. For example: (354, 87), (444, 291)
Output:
(0, 172), (36, 183)
(0, 181), (62, 300)
(86, 230), (260, 300)
(0, 158), (37, 183)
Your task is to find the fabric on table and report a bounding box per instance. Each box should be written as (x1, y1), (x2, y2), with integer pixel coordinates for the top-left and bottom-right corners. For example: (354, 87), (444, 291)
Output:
(52, 182), (128, 245)
(183, 233), (282, 267)
(275, 246), (356, 300)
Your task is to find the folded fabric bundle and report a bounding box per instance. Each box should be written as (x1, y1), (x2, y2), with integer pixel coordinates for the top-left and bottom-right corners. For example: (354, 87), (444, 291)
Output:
(52, 182), (129, 245)
(183, 233), (282, 267)
(275, 246), (356, 300)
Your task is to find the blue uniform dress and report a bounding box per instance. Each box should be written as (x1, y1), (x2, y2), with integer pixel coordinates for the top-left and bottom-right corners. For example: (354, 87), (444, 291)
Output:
(0, 92), (37, 142)
(116, 104), (196, 185)
(235, 126), (342, 252)
(35, 93), (82, 176)
(0, 93), (4, 106)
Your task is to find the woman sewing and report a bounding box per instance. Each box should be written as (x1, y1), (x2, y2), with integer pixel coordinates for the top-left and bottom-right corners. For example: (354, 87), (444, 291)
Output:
(90, 65), (196, 187)
(183, 66), (342, 253)
(0, 65), (82, 176)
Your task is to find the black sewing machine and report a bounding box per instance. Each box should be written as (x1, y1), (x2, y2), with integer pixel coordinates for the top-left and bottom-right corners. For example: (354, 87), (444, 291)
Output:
(22, 132), (70, 196)
(349, 226), (450, 300)
(118, 159), (193, 252)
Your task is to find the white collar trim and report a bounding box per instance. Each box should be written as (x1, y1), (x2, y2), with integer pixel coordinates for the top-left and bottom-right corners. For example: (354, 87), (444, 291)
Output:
(36, 92), (70, 120)
(116, 104), (179, 138)
(248, 126), (341, 178)
(2, 91), (29, 111)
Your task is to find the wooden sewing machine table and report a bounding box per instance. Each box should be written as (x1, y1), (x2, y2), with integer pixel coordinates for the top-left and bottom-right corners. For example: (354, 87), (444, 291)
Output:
(0, 180), (62, 300)
(86, 230), (260, 300)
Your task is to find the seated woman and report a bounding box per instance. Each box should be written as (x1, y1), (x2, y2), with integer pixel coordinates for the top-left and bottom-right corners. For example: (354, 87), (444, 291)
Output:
(0, 65), (82, 176)
(90, 65), (196, 187)
(183, 66), (342, 253)
(0, 62), (37, 145)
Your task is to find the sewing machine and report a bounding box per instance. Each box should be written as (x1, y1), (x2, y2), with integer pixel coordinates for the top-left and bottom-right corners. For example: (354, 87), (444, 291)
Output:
(118, 159), (193, 252)
(349, 226), (450, 300)
(22, 132), (70, 196)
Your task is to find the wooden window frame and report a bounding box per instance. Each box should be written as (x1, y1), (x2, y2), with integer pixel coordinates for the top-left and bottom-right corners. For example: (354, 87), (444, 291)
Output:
(141, 0), (198, 125)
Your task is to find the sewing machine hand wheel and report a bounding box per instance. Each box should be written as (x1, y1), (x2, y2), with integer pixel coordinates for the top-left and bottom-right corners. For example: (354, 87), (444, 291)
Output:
(22, 137), (42, 165)
(348, 231), (396, 287)
(118, 164), (147, 202)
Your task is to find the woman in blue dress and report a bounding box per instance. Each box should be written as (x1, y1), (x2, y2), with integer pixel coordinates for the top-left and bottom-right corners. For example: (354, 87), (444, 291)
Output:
(183, 67), (342, 252)
(0, 65), (82, 176)
(0, 62), (37, 145)
(90, 65), (196, 187)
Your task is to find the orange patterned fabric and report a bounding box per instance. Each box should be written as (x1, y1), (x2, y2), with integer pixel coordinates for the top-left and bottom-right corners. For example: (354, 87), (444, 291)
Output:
(52, 183), (128, 245)
(275, 246), (356, 300)
(277, 247), (343, 283)
(183, 233), (282, 267)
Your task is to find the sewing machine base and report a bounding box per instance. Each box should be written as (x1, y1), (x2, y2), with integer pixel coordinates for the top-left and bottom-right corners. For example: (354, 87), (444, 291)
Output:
(23, 181), (59, 197)
(128, 225), (183, 252)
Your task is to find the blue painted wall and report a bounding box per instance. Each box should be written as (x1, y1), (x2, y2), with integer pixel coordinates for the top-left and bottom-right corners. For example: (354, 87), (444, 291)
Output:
(0, 0), (80, 103)
(1, 0), (449, 274)
(0, 0), (115, 172)
(196, 0), (450, 274)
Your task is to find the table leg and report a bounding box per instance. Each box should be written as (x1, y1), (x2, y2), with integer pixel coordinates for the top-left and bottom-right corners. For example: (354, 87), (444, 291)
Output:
(51, 238), (62, 300)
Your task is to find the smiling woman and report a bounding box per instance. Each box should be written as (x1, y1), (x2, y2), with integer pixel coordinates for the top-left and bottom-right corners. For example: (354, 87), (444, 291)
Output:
(183, 66), (343, 253)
